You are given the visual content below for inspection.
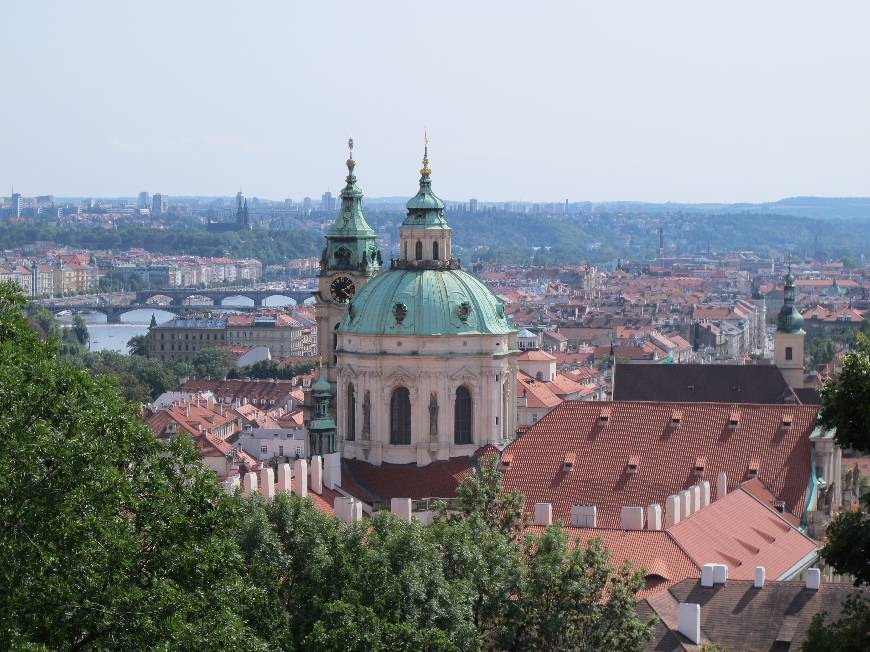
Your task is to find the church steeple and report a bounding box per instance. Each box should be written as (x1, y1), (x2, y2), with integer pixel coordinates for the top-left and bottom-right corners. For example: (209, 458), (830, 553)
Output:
(777, 259), (804, 333)
(399, 135), (452, 264)
(321, 139), (380, 275)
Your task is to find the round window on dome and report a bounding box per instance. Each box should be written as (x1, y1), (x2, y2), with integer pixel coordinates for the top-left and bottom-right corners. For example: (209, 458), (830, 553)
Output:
(394, 302), (408, 323)
(458, 301), (471, 321)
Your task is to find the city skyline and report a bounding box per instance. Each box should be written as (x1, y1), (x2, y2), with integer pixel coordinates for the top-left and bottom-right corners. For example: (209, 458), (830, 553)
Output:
(3, 2), (869, 203)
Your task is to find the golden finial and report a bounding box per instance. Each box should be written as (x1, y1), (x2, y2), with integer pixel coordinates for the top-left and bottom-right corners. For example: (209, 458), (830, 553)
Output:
(420, 129), (431, 176)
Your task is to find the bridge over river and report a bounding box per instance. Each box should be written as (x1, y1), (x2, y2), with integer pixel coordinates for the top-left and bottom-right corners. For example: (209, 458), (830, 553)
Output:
(39, 286), (316, 323)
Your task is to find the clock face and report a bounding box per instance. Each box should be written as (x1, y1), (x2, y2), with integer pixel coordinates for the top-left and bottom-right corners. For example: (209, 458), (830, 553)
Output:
(330, 276), (356, 303)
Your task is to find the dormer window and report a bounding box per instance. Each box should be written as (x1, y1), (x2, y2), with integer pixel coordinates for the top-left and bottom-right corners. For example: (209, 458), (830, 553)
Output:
(747, 459), (759, 478)
(500, 452), (513, 470)
(599, 406), (612, 424)
(563, 453), (576, 472)
(626, 456), (639, 474)
(671, 409), (683, 427)
(694, 456), (706, 477)
(728, 408), (740, 428)
(781, 413), (793, 429)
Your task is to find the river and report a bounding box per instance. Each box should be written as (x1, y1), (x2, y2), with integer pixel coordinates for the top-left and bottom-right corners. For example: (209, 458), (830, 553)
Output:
(55, 295), (301, 353)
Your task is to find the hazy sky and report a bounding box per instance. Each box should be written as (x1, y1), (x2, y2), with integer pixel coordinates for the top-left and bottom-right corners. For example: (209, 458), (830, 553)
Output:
(2, 1), (868, 203)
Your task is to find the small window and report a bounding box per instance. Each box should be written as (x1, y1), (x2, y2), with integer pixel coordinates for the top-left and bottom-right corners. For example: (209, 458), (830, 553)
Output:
(278, 445), (284, 456)
(260, 445), (268, 454)
(785, 346), (793, 361)
(415, 241), (423, 261)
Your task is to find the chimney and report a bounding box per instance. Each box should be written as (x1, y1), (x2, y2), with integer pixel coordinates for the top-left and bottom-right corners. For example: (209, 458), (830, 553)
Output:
(701, 563), (716, 587)
(713, 564), (728, 585)
(679, 489), (692, 518)
(277, 463), (292, 493)
(310, 455), (323, 494)
(620, 506), (645, 530)
(717, 471), (728, 501)
(754, 566), (766, 588)
(690, 485), (702, 513)
(665, 494), (681, 528)
(292, 458), (308, 498)
(242, 471), (258, 497)
(570, 504), (597, 528)
(534, 502), (553, 526)
(700, 480), (711, 507)
(646, 503), (662, 530)
(259, 467), (275, 500)
(222, 475), (240, 494)
(805, 568), (821, 590)
(677, 603), (701, 644)
(391, 498), (413, 521)
(323, 451), (342, 489)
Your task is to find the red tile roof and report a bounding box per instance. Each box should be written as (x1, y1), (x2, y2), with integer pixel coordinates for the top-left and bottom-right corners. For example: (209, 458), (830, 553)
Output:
(342, 455), (479, 503)
(666, 484), (818, 581)
(501, 401), (816, 528)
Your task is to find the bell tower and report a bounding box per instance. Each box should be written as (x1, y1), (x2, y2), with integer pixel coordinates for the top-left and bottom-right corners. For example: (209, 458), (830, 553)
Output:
(774, 260), (806, 388)
(315, 139), (381, 387)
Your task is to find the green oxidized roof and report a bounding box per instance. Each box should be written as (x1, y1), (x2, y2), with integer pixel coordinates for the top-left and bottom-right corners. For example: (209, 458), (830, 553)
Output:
(340, 268), (515, 336)
(327, 157), (376, 239)
(403, 147), (448, 229)
(777, 265), (805, 333)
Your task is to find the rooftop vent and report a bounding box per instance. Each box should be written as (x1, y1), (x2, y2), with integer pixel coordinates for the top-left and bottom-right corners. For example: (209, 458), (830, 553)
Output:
(671, 409), (683, 427)
(747, 459), (759, 479)
(500, 452), (513, 470)
(781, 413), (793, 429)
(728, 408), (740, 428)
(562, 452), (576, 472)
(626, 456), (640, 474)
(598, 406), (612, 424)
(694, 456), (706, 477)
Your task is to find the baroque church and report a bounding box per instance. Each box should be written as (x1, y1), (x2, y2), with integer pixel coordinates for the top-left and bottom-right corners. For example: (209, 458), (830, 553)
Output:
(310, 141), (519, 467)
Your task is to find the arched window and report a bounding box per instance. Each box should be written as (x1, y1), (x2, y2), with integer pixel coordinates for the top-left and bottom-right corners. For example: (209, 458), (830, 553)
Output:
(415, 241), (423, 261)
(346, 383), (356, 441)
(454, 386), (473, 445)
(535, 371), (543, 381)
(390, 387), (411, 445)
(433, 241), (439, 260)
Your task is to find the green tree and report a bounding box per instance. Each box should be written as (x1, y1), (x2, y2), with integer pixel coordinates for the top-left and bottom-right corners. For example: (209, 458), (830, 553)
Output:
(811, 333), (870, 646)
(190, 346), (231, 379)
(819, 333), (870, 453)
(127, 333), (149, 356)
(802, 594), (870, 651)
(0, 282), (269, 650)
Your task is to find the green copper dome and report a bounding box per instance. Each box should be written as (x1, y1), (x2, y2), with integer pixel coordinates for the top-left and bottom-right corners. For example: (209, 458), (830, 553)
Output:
(340, 268), (514, 336)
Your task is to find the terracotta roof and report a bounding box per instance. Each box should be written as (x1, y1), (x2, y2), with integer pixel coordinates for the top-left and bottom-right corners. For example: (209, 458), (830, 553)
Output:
(667, 485), (817, 580)
(342, 454), (480, 504)
(526, 526), (699, 599)
(500, 401), (816, 528)
(517, 371), (563, 409)
(517, 349), (557, 361)
(179, 378), (297, 406)
(639, 579), (866, 651)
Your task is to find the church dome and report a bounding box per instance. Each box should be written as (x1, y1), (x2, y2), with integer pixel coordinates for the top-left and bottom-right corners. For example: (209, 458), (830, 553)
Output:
(340, 267), (513, 336)
(777, 304), (804, 333)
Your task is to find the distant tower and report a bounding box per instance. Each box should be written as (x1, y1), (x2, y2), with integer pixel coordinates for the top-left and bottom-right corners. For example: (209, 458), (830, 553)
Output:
(235, 192), (251, 230)
(658, 226), (664, 260)
(151, 193), (168, 218)
(469, 198), (479, 212)
(308, 370), (337, 457)
(774, 261), (805, 387)
(137, 192), (151, 210)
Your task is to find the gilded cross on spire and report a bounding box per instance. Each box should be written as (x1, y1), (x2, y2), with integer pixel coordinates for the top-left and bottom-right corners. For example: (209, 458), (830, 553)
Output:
(420, 129), (431, 176)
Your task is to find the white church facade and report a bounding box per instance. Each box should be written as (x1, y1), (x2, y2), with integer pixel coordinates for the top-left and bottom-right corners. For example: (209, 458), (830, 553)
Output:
(312, 141), (519, 467)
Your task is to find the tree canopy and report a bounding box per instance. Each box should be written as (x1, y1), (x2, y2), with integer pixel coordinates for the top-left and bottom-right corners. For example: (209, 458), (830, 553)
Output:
(2, 281), (655, 650)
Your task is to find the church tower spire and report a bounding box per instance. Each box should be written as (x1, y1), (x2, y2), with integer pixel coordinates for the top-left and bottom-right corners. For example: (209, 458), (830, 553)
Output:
(398, 134), (452, 266)
(315, 139), (381, 387)
(774, 257), (806, 388)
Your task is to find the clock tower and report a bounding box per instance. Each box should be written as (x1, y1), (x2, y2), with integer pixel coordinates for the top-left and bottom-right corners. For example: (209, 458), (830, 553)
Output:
(315, 139), (381, 386)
